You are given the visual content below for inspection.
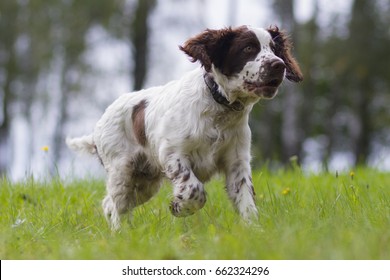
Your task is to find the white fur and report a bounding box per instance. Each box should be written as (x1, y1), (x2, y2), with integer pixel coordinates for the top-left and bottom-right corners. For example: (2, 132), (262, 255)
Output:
(67, 26), (289, 230)
(66, 135), (96, 155)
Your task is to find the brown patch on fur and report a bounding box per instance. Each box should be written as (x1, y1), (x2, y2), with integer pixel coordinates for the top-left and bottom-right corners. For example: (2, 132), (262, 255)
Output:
(180, 25), (302, 81)
(132, 100), (147, 146)
(219, 28), (261, 76)
(182, 169), (191, 182)
(131, 152), (160, 180)
(267, 26), (303, 82)
(180, 26), (257, 75)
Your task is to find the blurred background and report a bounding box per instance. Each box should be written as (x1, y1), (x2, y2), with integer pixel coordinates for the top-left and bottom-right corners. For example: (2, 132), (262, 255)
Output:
(1, 0), (390, 181)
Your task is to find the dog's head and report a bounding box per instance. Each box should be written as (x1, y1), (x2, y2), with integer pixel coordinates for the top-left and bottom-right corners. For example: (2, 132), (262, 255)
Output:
(180, 25), (303, 100)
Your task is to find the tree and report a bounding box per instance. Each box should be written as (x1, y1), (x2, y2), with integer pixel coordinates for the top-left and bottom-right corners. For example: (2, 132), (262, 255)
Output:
(321, 0), (390, 166)
(251, 0), (305, 165)
(0, 0), (124, 176)
(0, 1), (18, 175)
(345, 0), (388, 165)
(131, 0), (156, 90)
(0, 0), (54, 175)
(273, 0), (304, 163)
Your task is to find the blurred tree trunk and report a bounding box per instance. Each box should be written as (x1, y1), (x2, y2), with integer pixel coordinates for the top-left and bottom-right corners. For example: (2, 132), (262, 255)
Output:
(0, 57), (15, 175)
(50, 2), (90, 174)
(131, 0), (156, 90)
(347, 0), (377, 165)
(0, 1), (18, 175)
(50, 1), (122, 173)
(354, 87), (370, 165)
(271, 0), (304, 164)
(51, 62), (71, 176)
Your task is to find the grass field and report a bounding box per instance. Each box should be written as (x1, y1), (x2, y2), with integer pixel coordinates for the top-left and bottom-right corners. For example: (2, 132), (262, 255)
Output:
(1, 167), (389, 259)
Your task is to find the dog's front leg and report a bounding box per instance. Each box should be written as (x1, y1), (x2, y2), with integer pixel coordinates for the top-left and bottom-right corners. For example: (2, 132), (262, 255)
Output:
(164, 156), (206, 217)
(225, 159), (258, 221)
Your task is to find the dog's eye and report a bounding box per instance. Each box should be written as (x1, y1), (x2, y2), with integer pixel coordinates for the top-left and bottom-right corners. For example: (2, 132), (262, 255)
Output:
(243, 46), (254, 53)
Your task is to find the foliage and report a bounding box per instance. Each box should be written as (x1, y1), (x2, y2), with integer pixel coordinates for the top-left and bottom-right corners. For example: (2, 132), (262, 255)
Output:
(251, 0), (390, 167)
(0, 0), (134, 174)
(2, 0), (390, 176)
(1, 168), (389, 259)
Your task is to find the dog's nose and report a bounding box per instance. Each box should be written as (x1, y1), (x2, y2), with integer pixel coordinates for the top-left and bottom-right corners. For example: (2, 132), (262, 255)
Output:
(260, 58), (286, 91)
(263, 58), (286, 85)
(268, 58), (286, 72)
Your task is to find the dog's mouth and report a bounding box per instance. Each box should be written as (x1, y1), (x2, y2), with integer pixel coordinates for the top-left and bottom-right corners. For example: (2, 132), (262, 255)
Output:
(244, 78), (283, 99)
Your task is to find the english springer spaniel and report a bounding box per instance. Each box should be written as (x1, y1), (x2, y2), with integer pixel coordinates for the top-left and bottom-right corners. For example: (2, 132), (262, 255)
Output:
(67, 25), (303, 230)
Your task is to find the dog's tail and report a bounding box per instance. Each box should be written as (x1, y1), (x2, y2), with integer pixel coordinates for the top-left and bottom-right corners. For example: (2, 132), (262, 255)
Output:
(66, 134), (96, 155)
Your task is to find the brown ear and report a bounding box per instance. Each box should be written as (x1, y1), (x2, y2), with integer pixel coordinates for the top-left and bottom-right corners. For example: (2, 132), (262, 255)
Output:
(267, 26), (303, 82)
(179, 27), (236, 72)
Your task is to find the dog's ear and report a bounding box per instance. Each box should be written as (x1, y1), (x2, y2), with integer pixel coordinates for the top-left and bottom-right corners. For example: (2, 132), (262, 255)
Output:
(179, 27), (236, 72)
(267, 26), (303, 82)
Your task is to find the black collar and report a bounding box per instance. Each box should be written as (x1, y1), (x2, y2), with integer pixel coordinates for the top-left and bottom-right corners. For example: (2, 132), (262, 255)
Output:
(203, 73), (244, 111)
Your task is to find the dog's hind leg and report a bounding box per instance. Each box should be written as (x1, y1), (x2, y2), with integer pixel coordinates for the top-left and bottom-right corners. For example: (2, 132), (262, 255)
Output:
(102, 158), (137, 230)
(103, 179), (132, 230)
(103, 155), (162, 230)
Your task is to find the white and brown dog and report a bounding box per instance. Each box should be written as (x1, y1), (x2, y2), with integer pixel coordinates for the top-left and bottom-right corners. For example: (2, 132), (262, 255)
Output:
(67, 25), (303, 230)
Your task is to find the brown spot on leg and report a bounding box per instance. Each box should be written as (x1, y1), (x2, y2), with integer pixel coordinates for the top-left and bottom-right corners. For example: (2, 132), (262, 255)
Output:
(132, 100), (148, 146)
(182, 169), (191, 182)
(189, 187), (197, 200)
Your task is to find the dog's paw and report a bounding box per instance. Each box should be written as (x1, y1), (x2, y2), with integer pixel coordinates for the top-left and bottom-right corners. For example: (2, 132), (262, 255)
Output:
(169, 192), (206, 217)
(169, 200), (196, 217)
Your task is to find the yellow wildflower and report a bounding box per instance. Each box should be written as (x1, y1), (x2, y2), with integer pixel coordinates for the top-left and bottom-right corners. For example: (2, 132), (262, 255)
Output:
(282, 187), (291, 195)
(41, 146), (49, 152)
(350, 171), (355, 180)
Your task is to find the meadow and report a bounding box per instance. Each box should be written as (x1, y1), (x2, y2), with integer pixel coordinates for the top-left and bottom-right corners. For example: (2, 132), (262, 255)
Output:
(1, 167), (389, 259)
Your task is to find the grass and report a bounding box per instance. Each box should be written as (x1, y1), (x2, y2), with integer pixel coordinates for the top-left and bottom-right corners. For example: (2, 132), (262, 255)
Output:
(1, 167), (390, 259)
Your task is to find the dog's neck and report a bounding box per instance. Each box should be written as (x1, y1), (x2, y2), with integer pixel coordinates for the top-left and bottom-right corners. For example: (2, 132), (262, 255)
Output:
(203, 73), (244, 112)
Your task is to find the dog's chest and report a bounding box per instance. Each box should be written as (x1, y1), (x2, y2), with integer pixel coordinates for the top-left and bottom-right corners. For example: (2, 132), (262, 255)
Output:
(183, 115), (239, 182)
(186, 139), (225, 182)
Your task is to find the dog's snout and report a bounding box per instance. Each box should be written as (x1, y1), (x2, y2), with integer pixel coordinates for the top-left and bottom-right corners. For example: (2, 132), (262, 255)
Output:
(262, 58), (286, 86)
(268, 58), (286, 72)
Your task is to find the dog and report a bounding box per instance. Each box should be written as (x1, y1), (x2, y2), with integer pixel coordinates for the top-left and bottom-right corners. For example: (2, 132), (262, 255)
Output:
(66, 25), (303, 230)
